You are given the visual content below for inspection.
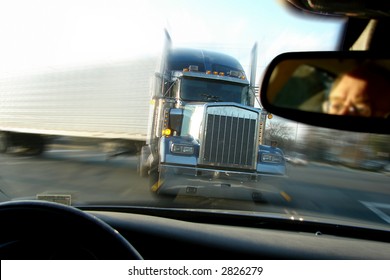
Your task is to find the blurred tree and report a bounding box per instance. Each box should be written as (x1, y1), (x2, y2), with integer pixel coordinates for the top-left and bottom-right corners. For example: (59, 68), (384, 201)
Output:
(264, 120), (294, 151)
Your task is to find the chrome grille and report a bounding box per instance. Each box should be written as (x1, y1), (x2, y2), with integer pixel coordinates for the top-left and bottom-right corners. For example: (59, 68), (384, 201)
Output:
(199, 106), (258, 169)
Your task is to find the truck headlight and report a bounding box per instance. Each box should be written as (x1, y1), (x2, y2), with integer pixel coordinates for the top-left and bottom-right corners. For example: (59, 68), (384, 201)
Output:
(261, 154), (282, 163)
(171, 144), (194, 155)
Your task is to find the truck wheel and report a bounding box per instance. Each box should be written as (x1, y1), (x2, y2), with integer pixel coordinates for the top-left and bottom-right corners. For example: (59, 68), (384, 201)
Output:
(149, 163), (160, 192)
(30, 143), (45, 156)
(27, 135), (45, 156)
(137, 155), (149, 177)
(137, 146), (150, 177)
(0, 132), (9, 153)
(149, 167), (177, 202)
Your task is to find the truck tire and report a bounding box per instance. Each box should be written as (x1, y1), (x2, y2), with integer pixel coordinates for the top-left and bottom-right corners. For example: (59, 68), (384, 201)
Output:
(149, 163), (160, 192)
(0, 132), (9, 153)
(137, 146), (151, 177)
(137, 155), (149, 177)
(26, 135), (45, 156)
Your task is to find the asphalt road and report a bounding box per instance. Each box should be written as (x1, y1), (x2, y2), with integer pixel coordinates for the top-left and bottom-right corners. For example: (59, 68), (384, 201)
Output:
(0, 142), (389, 227)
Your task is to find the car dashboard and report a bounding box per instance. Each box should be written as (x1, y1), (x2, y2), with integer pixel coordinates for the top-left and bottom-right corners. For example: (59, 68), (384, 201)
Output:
(1, 200), (390, 260)
(89, 209), (390, 260)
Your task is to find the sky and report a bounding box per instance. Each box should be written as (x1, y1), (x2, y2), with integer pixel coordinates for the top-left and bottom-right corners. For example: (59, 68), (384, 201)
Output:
(0, 0), (344, 79)
(0, 0), (345, 142)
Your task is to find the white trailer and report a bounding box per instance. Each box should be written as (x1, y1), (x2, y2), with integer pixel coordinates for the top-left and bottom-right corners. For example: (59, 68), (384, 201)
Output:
(0, 56), (160, 154)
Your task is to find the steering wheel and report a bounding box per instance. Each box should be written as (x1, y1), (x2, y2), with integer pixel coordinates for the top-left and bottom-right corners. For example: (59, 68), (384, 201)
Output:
(0, 200), (143, 259)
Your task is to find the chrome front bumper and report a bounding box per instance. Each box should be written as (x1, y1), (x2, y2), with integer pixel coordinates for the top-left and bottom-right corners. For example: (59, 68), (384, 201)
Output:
(153, 164), (285, 201)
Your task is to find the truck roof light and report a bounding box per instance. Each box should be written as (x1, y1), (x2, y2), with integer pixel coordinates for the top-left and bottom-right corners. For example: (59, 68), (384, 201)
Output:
(229, 70), (240, 77)
(206, 70), (211, 74)
(183, 68), (189, 72)
(213, 71), (218, 75)
(219, 72), (225, 76)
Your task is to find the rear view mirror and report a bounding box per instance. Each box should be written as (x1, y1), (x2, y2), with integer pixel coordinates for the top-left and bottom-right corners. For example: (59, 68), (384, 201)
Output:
(260, 51), (390, 134)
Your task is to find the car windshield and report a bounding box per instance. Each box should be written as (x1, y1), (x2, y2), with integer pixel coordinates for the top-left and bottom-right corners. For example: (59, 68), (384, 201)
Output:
(0, 0), (389, 233)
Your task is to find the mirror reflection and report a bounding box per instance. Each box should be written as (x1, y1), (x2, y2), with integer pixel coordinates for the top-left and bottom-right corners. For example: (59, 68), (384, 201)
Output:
(266, 58), (390, 118)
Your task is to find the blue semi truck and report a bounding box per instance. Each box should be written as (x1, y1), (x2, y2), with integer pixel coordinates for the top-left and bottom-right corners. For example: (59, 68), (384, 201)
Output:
(139, 33), (286, 200)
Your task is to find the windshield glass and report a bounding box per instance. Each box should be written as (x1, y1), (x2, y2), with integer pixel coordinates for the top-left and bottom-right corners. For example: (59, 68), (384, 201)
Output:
(180, 77), (250, 104)
(0, 0), (389, 232)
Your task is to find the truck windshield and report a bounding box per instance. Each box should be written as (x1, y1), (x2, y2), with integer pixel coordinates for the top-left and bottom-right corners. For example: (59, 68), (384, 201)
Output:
(180, 77), (250, 105)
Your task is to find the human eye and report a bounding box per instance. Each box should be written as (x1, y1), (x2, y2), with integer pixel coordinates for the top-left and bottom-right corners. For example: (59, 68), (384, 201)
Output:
(329, 101), (344, 112)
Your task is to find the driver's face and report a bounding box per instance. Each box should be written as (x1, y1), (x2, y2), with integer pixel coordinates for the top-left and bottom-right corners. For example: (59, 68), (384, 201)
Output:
(324, 65), (390, 118)
(327, 74), (372, 117)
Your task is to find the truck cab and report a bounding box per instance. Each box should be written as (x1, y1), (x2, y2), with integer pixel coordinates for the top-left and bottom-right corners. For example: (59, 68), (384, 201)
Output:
(166, 48), (254, 105)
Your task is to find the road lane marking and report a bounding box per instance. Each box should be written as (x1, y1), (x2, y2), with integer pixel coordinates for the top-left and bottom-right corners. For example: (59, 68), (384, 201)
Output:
(360, 201), (390, 224)
(280, 191), (292, 202)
